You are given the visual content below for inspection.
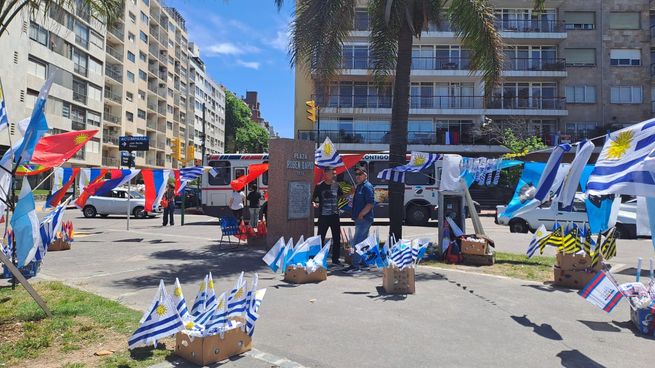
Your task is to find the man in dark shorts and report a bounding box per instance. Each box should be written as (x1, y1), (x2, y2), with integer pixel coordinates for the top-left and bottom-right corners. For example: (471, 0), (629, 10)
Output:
(312, 166), (343, 265)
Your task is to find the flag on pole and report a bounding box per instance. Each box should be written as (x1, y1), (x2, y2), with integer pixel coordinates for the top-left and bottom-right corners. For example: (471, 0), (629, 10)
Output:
(0, 80), (9, 133)
(142, 169), (171, 212)
(14, 77), (53, 165)
(306, 240), (331, 272)
(227, 272), (248, 318)
(587, 118), (655, 196)
(45, 168), (79, 208)
(262, 236), (285, 272)
(315, 137), (344, 168)
(172, 278), (191, 322)
(177, 167), (204, 194)
(75, 169), (140, 208)
(560, 225), (581, 254)
(37, 197), (69, 260)
(558, 140), (595, 209)
(204, 291), (229, 335)
(245, 288), (267, 336)
(579, 271), (624, 313)
(376, 152), (440, 183)
(527, 224), (549, 258)
(30, 129), (97, 168)
(190, 275), (208, 316)
(12, 178), (42, 267)
(128, 280), (184, 349)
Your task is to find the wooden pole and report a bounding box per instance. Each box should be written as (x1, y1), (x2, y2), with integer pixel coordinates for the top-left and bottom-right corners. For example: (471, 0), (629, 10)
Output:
(0, 252), (52, 317)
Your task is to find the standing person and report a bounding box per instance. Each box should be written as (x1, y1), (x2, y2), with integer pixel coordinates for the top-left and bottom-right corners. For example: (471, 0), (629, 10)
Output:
(228, 188), (246, 220)
(312, 166), (343, 266)
(246, 184), (262, 228)
(346, 165), (375, 273)
(162, 184), (176, 226)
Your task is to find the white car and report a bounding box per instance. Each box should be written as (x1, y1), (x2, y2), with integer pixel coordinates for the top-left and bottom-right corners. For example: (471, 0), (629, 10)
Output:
(82, 188), (161, 219)
(495, 195), (637, 239)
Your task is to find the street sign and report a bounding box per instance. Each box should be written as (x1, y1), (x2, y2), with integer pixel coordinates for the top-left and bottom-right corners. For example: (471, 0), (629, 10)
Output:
(121, 151), (136, 167)
(119, 136), (149, 151)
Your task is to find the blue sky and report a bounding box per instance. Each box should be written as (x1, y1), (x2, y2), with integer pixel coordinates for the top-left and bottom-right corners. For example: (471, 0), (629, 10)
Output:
(167, 0), (296, 138)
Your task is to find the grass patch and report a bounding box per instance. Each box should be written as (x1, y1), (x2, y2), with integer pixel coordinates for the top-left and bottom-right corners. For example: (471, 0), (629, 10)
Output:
(0, 281), (174, 367)
(423, 252), (555, 282)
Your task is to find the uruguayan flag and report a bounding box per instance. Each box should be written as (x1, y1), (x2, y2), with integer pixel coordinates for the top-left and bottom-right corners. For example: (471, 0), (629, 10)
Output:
(128, 280), (184, 349)
(390, 240), (414, 270)
(558, 140), (595, 209)
(204, 291), (229, 335)
(306, 240), (331, 272)
(527, 225), (549, 258)
(588, 118), (655, 196)
(412, 238), (430, 263)
(245, 288), (267, 336)
(377, 152), (440, 183)
(227, 272), (248, 318)
(0, 81), (9, 132)
(205, 272), (217, 311)
(315, 137), (344, 168)
(263, 236), (285, 272)
(172, 278), (191, 322)
(190, 275), (208, 316)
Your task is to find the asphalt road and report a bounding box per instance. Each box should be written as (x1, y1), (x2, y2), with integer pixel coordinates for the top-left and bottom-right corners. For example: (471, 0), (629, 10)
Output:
(13, 211), (654, 368)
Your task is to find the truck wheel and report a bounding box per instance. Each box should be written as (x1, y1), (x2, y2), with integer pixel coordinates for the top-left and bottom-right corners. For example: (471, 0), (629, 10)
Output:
(406, 205), (429, 226)
(509, 219), (529, 233)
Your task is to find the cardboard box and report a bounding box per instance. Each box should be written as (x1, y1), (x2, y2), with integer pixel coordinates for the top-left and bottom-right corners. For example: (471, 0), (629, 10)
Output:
(461, 238), (488, 256)
(382, 266), (415, 294)
(462, 252), (495, 266)
(47, 239), (71, 251)
(283, 266), (327, 284)
(556, 253), (599, 271)
(174, 327), (252, 366)
(553, 267), (596, 289)
(631, 307), (655, 336)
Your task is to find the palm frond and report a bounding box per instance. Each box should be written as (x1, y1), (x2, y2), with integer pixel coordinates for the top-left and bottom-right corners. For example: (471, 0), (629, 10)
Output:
(368, 0), (402, 84)
(289, 0), (355, 89)
(449, 0), (503, 92)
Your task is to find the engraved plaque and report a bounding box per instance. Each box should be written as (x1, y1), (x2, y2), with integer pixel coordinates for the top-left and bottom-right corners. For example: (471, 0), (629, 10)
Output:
(288, 181), (311, 219)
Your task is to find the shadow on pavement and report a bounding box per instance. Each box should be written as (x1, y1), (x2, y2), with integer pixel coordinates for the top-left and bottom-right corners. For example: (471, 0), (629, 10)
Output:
(511, 314), (563, 341)
(556, 349), (606, 368)
(577, 320), (621, 333)
(365, 286), (409, 301)
(521, 284), (575, 294)
(611, 320), (655, 340)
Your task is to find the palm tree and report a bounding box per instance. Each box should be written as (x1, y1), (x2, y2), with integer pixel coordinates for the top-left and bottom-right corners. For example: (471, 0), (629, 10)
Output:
(278, 0), (543, 239)
(0, 0), (122, 38)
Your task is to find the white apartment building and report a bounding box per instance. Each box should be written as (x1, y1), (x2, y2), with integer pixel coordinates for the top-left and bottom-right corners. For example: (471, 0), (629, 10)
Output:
(188, 42), (226, 162)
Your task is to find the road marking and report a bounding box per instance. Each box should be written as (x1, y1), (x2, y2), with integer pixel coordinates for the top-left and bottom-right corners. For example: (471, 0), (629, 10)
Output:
(247, 348), (308, 368)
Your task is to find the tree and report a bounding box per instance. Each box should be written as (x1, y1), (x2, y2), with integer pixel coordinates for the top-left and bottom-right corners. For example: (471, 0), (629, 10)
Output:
(0, 0), (122, 38)
(235, 121), (270, 153)
(478, 119), (547, 154)
(277, 0), (518, 239)
(224, 90), (253, 152)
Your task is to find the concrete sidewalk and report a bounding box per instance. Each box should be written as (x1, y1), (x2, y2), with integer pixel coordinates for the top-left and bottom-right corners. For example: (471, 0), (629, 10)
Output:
(26, 214), (654, 368)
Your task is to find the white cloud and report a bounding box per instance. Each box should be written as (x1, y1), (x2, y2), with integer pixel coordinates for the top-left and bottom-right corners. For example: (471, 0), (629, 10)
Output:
(269, 28), (290, 52)
(236, 60), (261, 70)
(205, 42), (261, 56)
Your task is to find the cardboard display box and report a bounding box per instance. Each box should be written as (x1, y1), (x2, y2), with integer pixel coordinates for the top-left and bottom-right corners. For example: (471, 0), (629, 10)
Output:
(461, 238), (488, 256)
(553, 267), (596, 289)
(283, 266), (327, 284)
(631, 307), (655, 336)
(383, 266), (416, 294)
(462, 252), (495, 266)
(556, 253), (600, 271)
(175, 327), (252, 366)
(47, 239), (71, 251)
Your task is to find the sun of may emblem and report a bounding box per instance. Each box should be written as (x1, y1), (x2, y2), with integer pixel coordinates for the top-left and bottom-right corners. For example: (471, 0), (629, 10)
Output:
(208, 280), (214, 289)
(605, 130), (634, 160)
(156, 304), (167, 316)
(536, 230), (543, 237)
(217, 299), (225, 310)
(413, 154), (426, 166)
(324, 142), (332, 155)
(199, 281), (206, 291)
(174, 287), (183, 298)
(235, 288), (244, 299)
(185, 321), (195, 329)
(74, 133), (88, 145)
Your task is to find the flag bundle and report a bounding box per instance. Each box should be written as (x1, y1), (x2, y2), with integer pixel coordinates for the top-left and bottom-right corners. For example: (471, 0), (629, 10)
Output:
(262, 236), (329, 273)
(36, 197), (70, 261)
(386, 238), (430, 270)
(128, 281), (185, 349)
(377, 152), (440, 183)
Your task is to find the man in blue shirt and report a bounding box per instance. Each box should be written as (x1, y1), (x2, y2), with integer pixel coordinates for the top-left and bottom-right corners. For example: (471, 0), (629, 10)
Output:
(346, 165), (375, 273)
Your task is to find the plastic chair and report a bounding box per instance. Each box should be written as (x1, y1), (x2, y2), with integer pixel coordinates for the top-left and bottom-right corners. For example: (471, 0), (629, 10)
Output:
(219, 217), (244, 245)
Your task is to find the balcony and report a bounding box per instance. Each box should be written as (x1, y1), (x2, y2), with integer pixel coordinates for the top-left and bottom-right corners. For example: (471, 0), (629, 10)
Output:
(147, 102), (157, 111)
(108, 25), (124, 40)
(147, 120), (158, 130)
(486, 96), (566, 111)
(104, 89), (121, 104)
(148, 63), (158, 75)
(102, 157), (119, 167)
(495, 19), (562, 33)
(105, 67), (123, 83)
(103, 135), (119, 146)
(106, 44), (123, 61)
(73, 91), (87, 104)
(74, 35), (89, 49)
(103, 111), (121, 125)
(149, 44), (159, 58)
(73, 63), (87, 77)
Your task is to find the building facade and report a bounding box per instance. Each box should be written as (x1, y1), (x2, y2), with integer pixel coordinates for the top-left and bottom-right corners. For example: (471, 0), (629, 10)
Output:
(243, 90), (276, 136)
(188, 42), (226, 162)
(294, 0), (655, 154)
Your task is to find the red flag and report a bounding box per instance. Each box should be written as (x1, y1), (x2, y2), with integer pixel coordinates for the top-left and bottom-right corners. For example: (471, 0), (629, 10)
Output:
(313, 153), (365, 184)
(173, 169), (181, 195)
(230, 163), (269, 191)
(74, 169), (109, 208)
(31, 130), (98, 167)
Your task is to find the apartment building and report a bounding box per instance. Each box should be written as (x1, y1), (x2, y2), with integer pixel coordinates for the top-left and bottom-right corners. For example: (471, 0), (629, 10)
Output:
(294, 0), (655, 154)
(188, 43), (226, 162)
(102, 0), (192, 169)
(243, 90), (276, 136)
(0, 1), (105, 167)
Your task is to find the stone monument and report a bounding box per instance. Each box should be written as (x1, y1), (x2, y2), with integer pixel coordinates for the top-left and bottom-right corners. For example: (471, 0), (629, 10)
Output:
(267, 138), (315, 247)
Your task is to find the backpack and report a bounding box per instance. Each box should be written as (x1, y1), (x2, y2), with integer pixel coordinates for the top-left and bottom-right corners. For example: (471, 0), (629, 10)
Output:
(445, 240), (463, 264)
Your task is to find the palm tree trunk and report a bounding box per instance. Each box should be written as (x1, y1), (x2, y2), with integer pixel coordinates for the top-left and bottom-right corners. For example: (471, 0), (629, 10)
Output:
(388, 18), (413, 240)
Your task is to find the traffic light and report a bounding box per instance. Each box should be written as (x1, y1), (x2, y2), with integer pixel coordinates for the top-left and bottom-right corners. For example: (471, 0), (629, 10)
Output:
(306, 100), (317, 123)
(171, 138), (182, 160)
(185, 145), (195, 163)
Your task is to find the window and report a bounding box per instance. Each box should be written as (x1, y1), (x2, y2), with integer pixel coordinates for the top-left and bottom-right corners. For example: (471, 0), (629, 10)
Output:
(139, 51), (147, 62)
(72, 78), (87, 103)
(29, 22), (48, 45)
(609, 12), (640, 30)
(127, 51), (135, 62)
(90, 30), (103, 49)
(611, 86), (642, 104)
(565, 85), (596, 103)
(74, 21), (88, 48)
(28, 57), (47, 78)
(72, 48), (88, 76)
(88, 57), (102, 75)
(139, 31), (148, 43)
(86, 111), (101, 127)
(88, 84), (101, 102)
(88, 138), (100, 153)
(126, 111), (134, 121)
(137, 109), (146, 119)
(610, 49), (641, 66)
(138, 69), (146, 80)
(564, 12), (595, 30)
(62, 102), (70, 118)
(140, 11), (148, 23)
(565, 122), (598, 139)
(128, 11), (136, 23)
(138, 90), (146, 100)
(564, 48), (595, 66)
(127, 71), (135, 82)
(128, 32), (135, 43)
(354, 9), (369, 31)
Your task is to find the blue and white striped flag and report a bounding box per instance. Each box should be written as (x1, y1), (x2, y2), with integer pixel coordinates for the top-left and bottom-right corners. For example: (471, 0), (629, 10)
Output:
(204, 291), (229, 335)
(559, 140), (595, 209)
(190, 275), (208, 316)
(227, 272), (248, 318)
(36, 197), (69, 261)
(245, 288), (267, 336)
(390, 240), (413, 270)
(178, 166), (204, 193)
(315, 137), (344, 168)
(535, 144), (572, 202)
(262, 236), (285, 272)
(172, 278), (191, 322)
(527, 225), (549, 258)
(376, 152), (440, 183)
(0, 81), (8, 133)
(205, 272), (217, 311)
(128, 280), (184, 349)
(588, 118), (655, 197)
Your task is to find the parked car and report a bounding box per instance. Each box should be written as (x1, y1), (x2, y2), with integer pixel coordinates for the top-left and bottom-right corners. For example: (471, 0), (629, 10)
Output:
(495, 194), (637, 239)
(82, 188), (161, 218)
(175, 187), (201, 207)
